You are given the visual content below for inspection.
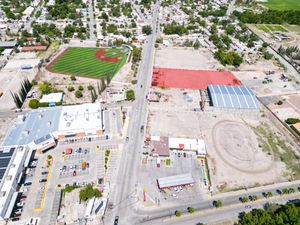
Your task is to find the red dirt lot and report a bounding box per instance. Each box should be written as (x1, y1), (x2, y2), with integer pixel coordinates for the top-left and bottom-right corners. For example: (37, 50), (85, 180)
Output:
(152, 68), (243, 90)
(95, 49), (120, 62)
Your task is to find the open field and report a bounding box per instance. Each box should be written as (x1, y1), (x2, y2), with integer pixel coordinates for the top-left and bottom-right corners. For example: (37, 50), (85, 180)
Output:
(47, 47), (128, 79)
(262, 0), (300, 11)
(154, 47), (223, 70)
(145, 87), (300, 191)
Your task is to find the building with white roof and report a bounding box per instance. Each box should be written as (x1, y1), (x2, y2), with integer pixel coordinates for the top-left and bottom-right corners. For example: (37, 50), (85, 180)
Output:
(40, 92), (64, 103)
(0, 146), (29, 220)
(169, 137), (206, 156)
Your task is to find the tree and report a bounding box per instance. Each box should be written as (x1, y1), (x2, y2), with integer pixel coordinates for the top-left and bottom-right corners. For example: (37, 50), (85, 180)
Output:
(78, 85), (84, 91)
(193, 41), (200, 49)
(75, 90), (83, 98)
(142, 25), (152, 35)
(126, 89), (135, 101)
(70, 75), (76, 81)
(188, 207), (195, 213)
(264, 51), (273, 60)
(132, 48), (142, 63)
(214, 200), (222, 208)
(240, 197), (249, 203)
(29, 99), (39, 109)
(68, 86), (75, 92)
(79, 184), (102, 201)
(175, 210), (182, 217)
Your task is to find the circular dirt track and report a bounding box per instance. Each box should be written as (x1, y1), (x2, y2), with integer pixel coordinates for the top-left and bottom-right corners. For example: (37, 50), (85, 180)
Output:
(212, 120), (274, 174)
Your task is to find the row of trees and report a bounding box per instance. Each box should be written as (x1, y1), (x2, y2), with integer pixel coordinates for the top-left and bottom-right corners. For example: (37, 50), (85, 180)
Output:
(238, 202), (300, 225)
(233, 10), (300, 25)
(11, 78), (32, 109)
(163, 21), (188, 35)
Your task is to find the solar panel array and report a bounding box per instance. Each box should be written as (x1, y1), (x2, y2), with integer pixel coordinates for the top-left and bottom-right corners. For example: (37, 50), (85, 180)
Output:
(0, 147), (14, 182)
(208, 85), (260, 109)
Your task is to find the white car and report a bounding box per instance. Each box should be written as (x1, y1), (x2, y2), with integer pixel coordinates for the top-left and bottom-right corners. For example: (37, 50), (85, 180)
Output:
(17, 202), (25, 207)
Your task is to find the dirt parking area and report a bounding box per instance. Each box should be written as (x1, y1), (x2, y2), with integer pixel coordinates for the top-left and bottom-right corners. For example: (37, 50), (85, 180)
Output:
(234, 59), (300, 97)
(154, 47), (224, 70)
(146, 88), (300, 191)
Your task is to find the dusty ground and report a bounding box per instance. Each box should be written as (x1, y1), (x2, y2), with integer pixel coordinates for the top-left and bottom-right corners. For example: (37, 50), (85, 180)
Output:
(146, 88), (300, 191)
(0, 117), (15, 144)
(0, 53), (40, 111)
(234, 58), (300, 97)
(154, 47), (224, 70)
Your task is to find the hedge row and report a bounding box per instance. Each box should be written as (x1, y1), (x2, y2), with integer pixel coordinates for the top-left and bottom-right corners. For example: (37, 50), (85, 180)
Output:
(29, 99), (62, 109)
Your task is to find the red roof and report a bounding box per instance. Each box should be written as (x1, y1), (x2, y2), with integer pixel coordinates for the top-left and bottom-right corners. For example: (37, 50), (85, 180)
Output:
(21, 46), (48, 52)
(152, 68), (242, 90)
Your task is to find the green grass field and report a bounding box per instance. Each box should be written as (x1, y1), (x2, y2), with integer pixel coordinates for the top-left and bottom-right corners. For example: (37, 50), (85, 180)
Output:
(262, 0), (300, 11)
(49, 47), (128, 79)
(266, 25), (288, 32)
(255, 24), (288, 33)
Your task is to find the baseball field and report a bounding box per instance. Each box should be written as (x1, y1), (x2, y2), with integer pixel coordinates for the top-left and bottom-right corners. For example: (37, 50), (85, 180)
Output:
(47, 47), (128, 79)
(262, 0), (300, 11)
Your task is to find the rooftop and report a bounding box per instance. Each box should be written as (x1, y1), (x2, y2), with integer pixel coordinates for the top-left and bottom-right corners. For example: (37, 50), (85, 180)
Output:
(157, 173), (194, 189)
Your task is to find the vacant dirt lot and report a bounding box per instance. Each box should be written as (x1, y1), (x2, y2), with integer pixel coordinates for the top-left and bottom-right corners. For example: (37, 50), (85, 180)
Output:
(154, 47), (224, 70)
(146, 88), (300, 191)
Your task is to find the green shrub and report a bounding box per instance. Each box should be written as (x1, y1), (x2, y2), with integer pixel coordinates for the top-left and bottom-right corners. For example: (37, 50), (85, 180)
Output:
(70, 75), (76, 81)
(285, 118), (300, 125)
(175, 210), (182, 217)
(68, 86), (75, 92)
(78, 85), (84, 91)
(29, 99), (39, 109)
(87, 85), (94, 90)
(79, 184), (102, 201)
(188, 207), (195, 213)
(131, 80), (137, 85)
(75, 90), (83, 98)
(126, 89), (135, 101)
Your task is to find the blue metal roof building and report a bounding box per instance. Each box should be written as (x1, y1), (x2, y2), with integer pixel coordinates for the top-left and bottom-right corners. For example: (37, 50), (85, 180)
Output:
(208, 85), (260, 109)
(2, 108), (61, 146)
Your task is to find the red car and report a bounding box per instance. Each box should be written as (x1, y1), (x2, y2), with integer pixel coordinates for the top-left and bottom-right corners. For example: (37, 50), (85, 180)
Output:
(73, 171), (77, 176)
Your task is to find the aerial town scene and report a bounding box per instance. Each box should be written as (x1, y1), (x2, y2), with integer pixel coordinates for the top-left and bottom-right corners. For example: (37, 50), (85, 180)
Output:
(0, 0), (299, 225)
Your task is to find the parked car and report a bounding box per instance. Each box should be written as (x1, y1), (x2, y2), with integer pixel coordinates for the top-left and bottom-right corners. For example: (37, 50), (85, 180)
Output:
(41, 171), (48, 175)
(73, 171), (77, 176)
(24, 182), (32, 186)
(17, 202), (25, 207)
(20, 195), (27, 199)
(39, 179), (47, 183)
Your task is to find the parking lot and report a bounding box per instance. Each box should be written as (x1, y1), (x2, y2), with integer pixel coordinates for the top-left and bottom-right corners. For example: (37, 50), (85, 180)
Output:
(138, 151), (209, 207)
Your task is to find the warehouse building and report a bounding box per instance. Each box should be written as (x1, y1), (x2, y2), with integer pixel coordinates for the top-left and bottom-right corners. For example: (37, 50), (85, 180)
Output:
(157, 173), (194, 189)
(208, 85), (260, 110)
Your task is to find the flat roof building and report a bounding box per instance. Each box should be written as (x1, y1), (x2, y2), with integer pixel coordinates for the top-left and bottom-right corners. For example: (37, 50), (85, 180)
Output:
(150, 136), (169, 157)
(0, 41), (17, 49)
(169, 137), (206, 156)
(2, 103), (105, 147)
(157, 173), (194, 189)
(0, 146), (29, 220)
(40, 92), (64, 103)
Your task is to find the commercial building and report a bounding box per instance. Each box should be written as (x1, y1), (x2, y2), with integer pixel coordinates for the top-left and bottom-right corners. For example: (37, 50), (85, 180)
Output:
(157, 173), (194, 189)
(2, 103), (105, 148)
(149, 136), (206, 157)
(0, 146), (29, 220)
(208, 85), (260, 110)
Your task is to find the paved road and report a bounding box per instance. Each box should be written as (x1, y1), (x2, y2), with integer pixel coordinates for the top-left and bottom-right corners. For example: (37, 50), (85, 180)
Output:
(103, 1), (160, 225)
(88, 0), (96, 40)
(226, 0), (236, 16)
(137, 181), (300, 224)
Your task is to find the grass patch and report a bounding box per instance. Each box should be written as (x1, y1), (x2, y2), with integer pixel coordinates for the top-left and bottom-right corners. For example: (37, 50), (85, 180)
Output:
(256, 24), (270, 33)
(265, 25), (288, 32)
(253, 123), (300, 179)
(284, 25), (300, 33)
(262, 0), (300, 11)
(49, 47), (128, 79)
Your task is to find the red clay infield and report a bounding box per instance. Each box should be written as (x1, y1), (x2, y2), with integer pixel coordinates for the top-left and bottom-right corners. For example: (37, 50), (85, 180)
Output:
(152, 68), (243, 90)
(95, 49), (120, 62)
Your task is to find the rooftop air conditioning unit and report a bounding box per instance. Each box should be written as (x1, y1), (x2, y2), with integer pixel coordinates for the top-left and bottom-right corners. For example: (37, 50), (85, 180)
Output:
(6, 175), (12, 181)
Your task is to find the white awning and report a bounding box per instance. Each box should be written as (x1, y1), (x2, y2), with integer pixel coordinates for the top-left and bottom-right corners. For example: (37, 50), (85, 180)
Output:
(4, 192), (19, 219)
